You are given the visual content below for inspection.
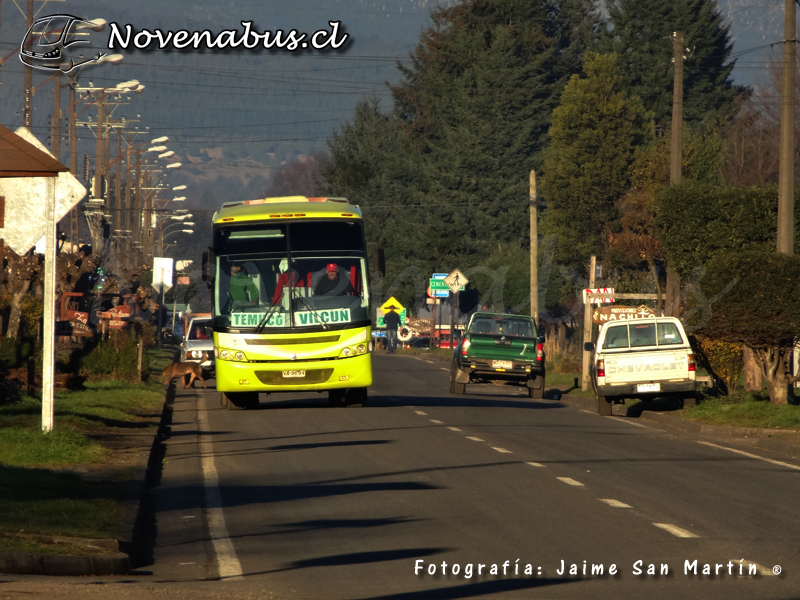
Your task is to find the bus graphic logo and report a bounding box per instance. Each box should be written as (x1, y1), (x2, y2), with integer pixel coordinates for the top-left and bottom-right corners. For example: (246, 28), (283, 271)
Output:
(19, 14), (107, 73)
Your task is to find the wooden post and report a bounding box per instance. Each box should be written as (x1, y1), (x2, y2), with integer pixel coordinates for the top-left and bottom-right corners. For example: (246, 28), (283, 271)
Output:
(582, 256), (597, 392)
(668, 32), (686, 315)
(777, 0), (796, 255)
(529, 170), (538, 323)
(138, 336), (144, 382)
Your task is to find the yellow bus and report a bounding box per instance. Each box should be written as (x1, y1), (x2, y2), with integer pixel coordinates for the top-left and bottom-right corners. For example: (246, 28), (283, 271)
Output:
(203, 196), (373, 410)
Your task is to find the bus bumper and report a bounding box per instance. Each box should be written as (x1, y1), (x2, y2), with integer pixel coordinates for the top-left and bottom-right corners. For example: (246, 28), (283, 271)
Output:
(215, 353), (373, 393)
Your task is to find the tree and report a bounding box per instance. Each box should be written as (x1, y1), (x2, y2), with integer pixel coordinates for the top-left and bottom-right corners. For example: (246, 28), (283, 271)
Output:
(1, 248), (42, 340)
(539, 52), (651, 296)
(602, 0), (740, 132)
(695, 252), (800, 405)
(389, 0), (595, 257)
(322, 99), (429, 308)
(265, 153), (328, 197)
(609, 129), (725, 291)
(654, 183), (800, 279)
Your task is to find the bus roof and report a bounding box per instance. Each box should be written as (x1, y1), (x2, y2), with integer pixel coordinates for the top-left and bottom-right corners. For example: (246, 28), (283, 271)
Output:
(211, 196), (362, 225)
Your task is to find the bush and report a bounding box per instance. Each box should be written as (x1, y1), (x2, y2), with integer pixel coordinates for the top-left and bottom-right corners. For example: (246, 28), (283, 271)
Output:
(696, 336), (743, 395)
(20, 296), (43, 338)
(0, 336), (38, 369)
(80, 331), (149, 382)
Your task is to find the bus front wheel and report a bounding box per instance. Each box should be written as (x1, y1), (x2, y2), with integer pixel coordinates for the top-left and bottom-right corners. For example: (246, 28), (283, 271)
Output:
(329, 388), (367, 407)
(226, 392), (259, 410)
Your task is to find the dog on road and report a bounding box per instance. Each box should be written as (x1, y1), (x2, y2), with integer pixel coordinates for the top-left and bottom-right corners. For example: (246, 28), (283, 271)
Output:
(162, 353), (208, 389)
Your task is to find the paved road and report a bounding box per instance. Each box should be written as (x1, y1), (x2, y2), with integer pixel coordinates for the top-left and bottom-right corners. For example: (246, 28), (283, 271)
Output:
(3, 353), (800, 599)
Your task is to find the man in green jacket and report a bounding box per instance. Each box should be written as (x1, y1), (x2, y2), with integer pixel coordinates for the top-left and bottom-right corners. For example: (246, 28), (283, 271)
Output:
(229, 263), (258, 304)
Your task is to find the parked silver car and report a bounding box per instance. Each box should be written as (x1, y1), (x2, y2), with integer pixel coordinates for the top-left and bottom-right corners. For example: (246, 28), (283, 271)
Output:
(181, 316), (214, 377)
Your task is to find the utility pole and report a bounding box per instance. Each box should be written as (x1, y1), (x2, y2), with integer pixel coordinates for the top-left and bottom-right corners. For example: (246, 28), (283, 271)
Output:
(23, 0), (33, 128)
(68, 72), (79, 250)
(134, 151), (141, 268)
(51, 73), (61, 159)
(581, 255), (597, 392)
(777, 0), (796, 255)
(94, 91), (105, 200)
(125, 133), (132, 270)
(666, 31), (685, 317)
(115, 129), (122, 259)
(529, 170), (538, 324)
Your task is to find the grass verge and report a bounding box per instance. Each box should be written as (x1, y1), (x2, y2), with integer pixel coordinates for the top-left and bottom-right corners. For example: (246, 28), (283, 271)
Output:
(683, 392), (800, 430)
(0, 345), (175, 555)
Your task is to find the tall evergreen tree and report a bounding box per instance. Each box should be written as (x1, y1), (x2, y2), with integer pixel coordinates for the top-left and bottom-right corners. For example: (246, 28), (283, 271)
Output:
(539, 52), (651, 296)
(602, 0), (740, 132)
(389, 0), (596, 260)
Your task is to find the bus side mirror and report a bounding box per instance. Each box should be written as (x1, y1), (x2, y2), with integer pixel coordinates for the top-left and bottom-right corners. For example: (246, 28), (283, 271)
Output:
(584, 341), (595, 352)
(202, 249), (215, 285)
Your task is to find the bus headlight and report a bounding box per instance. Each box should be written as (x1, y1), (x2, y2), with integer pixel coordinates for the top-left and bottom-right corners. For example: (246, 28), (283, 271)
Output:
(342, 347), (352, 357)
(219, 349), (248, 362)
(356, 344), (366, 354)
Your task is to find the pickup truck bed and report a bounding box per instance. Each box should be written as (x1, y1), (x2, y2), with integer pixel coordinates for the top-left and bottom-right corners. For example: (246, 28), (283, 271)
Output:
(588, 317), (696, 415)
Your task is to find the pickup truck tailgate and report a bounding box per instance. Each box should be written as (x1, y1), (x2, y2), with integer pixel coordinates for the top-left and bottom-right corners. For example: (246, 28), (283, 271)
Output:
(467, 335), (539, 362)
(603, 350), (692, 384)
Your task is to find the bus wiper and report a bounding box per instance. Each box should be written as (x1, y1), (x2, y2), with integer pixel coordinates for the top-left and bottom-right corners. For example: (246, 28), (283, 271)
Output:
(295, 294), (330, 330)
(255, 299), (282, 333)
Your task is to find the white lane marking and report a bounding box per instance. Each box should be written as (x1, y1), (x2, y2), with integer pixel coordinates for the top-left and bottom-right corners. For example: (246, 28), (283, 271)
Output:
(448, 427), (462, 432)
(492, 447), (512, 454)
(182, 515), (196, 519)
(734, 559), (776, 576)
(608, 416), (648, 428)
(430, 419), (443, 424)
(653, 523), (699, 538)
(440, 368), (449, 371)
(415, 410), (427, 415)
(425, 360), (434, 364)
(599, 498), (632, 508)
(557, 477), (584, 487)
(698, 441), (800, 471)
(197, 406), (243, 579)
(526, 462), (546, 468)
(580, 410), (596, 415)
(466, 436), (484, 442)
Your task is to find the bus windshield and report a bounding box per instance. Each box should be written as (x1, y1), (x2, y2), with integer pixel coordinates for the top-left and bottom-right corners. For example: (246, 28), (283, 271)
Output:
(212, 221), (370, 330)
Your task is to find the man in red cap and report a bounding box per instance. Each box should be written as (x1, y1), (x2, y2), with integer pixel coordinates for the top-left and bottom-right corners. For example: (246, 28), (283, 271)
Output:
(314, 263), (355, 296)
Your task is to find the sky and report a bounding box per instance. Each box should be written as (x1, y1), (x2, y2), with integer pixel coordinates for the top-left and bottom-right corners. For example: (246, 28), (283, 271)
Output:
(0, 0), (791, 247)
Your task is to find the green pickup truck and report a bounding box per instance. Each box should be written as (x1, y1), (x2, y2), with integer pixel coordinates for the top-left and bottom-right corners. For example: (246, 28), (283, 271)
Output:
(449, 312), (546, 398)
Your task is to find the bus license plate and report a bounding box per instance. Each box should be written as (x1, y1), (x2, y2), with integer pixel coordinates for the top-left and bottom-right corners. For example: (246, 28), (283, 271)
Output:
(637, 383), (660, 392)
(492, 360), (512, 369)
(282, 370), (306, 378)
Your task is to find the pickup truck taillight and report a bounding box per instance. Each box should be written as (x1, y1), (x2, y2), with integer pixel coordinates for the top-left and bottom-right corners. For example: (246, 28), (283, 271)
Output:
(688, 353), (696, 372)
(596, 359), (605, 378)
(461, 338), (471, 355)
(536, 342), (543, 361)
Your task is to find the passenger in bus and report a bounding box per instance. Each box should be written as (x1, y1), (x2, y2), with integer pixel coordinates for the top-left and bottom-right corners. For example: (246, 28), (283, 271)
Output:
(314, 263), (355, 296)
(272, 259), (305, 304)
(229, 263), (259, 305)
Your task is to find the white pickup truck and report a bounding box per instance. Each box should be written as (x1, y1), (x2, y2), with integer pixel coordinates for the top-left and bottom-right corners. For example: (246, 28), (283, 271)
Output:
(585, 317), (696, 415)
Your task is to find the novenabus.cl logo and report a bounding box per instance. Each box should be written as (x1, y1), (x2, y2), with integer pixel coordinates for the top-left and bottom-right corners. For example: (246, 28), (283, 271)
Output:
(19, 14), (106, 73)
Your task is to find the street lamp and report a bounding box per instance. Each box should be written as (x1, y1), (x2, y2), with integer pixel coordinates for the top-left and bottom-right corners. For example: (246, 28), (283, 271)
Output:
(172, 196), (186, 202)
(166, 162), (182, 169)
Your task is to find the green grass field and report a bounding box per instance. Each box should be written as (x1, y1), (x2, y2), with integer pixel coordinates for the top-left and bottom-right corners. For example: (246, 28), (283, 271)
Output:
(0, 345), (174, 554)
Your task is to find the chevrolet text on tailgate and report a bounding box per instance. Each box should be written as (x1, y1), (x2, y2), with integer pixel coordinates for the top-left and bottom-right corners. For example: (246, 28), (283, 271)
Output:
(585, 317), (696, 416)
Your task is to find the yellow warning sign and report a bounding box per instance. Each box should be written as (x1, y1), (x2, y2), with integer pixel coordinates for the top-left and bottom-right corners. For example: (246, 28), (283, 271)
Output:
(377, 296), (406, 327)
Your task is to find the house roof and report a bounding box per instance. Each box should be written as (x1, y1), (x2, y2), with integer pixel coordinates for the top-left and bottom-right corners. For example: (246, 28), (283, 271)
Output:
(0, 124), (69, 177)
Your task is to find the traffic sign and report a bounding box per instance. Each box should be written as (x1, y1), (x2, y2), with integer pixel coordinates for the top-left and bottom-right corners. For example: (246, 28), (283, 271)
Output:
(444, 269), (468, 293)
(429, 273), (449, 298)
(377, 296), (406, 327)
